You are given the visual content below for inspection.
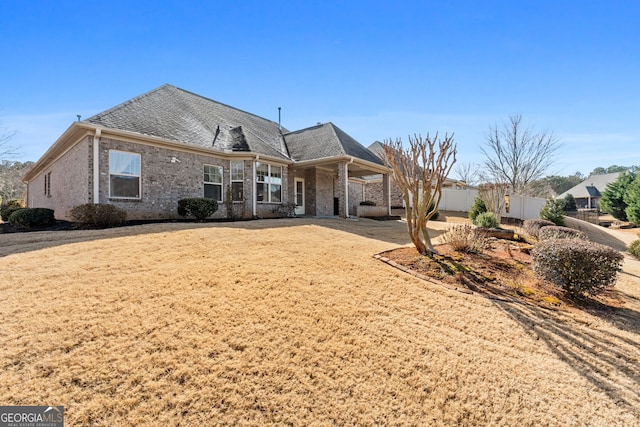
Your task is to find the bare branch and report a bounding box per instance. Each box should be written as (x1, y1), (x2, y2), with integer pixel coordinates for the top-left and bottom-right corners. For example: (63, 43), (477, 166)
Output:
(382, 133), (456, 255)
(480, 115), (560, 195)
(0, 127), (19, 161)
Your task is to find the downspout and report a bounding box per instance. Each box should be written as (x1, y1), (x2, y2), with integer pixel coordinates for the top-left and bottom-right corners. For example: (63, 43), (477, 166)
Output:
(253, 155), (259, 217)
(93, 128), (101, 203)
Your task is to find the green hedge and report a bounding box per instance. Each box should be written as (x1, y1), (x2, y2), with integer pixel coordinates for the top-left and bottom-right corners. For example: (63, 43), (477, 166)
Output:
(1, 206), (24, 222)
(473, 211), (499, 228)
(531, 239), (623, 296)
(177, 198), (218, 221)
(8, 208), (55, 228)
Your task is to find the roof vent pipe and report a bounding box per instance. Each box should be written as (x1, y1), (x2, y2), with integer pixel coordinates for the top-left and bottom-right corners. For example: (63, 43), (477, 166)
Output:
(278, 107), (282, 132)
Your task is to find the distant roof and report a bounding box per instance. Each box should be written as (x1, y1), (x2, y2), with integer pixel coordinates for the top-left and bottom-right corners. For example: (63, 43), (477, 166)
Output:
(558, 172), (622, 199)
(85, 84), (290, 159)
(285, 123), (384, 165)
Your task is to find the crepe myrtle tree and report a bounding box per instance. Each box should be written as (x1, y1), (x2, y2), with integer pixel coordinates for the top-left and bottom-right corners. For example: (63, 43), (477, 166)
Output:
(382, 133), (456, 256)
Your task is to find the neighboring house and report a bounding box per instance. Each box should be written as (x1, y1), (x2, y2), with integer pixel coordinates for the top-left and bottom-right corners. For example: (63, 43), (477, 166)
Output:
(23, 84), (391, 220)
(556, 172), (622, 209)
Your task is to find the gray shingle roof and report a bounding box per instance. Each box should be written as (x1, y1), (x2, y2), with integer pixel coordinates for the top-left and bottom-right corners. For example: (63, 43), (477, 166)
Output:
(85, 84), (290, 159)
(285, 123), (384, 165)
(557, 172), (622, 199)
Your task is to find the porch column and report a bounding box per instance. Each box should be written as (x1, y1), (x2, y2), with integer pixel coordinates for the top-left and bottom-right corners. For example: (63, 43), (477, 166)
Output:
(383, 173), (391, 215)
(337, 161), (349, 218)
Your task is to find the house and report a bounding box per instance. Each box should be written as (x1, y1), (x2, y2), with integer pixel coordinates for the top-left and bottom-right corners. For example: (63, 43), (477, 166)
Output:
(23, 84), (392, 220)
(556, 172), (622, 209)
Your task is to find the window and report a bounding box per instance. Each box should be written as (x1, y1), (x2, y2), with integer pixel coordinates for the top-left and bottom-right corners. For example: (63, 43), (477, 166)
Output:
(44, 172), (51, 197)
(204, 164), (223, 201)
(256, 162), (282, 203)
(230, 161), (244, 202)
(109, 150), (141, 199)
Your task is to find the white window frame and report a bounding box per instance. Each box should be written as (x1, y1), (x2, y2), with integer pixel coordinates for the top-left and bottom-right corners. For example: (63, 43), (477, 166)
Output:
(230, 161), (244, 202)
(256, 162), (282, 203)
(109, 150), (141, 199)
(204, 164), (223, 202)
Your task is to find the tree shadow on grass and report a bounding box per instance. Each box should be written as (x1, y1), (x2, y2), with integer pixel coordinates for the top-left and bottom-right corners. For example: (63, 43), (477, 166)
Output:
(492, 298), (640, 416)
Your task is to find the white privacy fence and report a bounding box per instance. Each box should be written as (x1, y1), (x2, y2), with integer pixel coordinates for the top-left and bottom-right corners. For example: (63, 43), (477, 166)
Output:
(437, 188), (547, 221)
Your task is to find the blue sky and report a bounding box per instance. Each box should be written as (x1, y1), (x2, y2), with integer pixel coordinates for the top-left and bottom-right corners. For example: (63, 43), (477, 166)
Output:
(1, 0), (638, 177)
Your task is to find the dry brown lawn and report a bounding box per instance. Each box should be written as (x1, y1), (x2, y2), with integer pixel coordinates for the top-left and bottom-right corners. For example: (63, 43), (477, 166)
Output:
(1, 217), (639, 426)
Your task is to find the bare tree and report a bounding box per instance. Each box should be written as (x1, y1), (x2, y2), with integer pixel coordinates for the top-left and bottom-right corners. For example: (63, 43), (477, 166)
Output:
(453, 161), (481, 187)
(0, 127), (19, 161)
(477, 183), (509, 223)
(382, 133), (456, 255)
(480, 115), (560, 195)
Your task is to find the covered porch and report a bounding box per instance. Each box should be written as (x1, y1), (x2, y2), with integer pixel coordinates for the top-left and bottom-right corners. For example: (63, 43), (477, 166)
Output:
(288, 156), (391, 218)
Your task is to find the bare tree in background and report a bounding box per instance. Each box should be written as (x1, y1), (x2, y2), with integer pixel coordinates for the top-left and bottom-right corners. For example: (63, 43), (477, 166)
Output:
(0, 127), (19, 161)
(480, 115), (560, 195)
(453, 161), (481, 186)
(382, 133), (456, 255)
(477, 183), (509, 223)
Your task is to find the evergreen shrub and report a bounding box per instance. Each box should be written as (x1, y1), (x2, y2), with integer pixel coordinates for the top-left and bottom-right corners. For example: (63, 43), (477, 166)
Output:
(474, 211), (499, 228)
(8, 208), (55, 228)
(177, 198), (218, 221)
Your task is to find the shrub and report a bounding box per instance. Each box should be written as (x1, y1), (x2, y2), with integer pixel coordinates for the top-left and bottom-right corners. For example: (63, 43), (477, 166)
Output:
(69, 203), (127, 228)
(523, 219), (556, 239)
(8, 208), (55, 228)
(628, 239), (640, 259)
(468, 196), (487, 222)
(442, 224), (488, 253)
(562, 193), (577, 211)
(473, 211), (499, 228)
(531, 239), (623, 296)
(1, 206), (24, 222)
(273, 202), (297, 218)
(538, 225), (588, 241)
(177, 198), (218, 221)
(360, 200), (376, 206)
(539, 198), (565, 226)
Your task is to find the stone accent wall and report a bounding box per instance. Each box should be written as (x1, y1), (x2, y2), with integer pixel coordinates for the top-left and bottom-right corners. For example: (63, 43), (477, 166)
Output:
(27, 136), (91, 220)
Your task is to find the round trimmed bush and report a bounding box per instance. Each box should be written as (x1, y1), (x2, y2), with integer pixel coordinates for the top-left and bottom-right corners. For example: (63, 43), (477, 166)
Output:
(8, 208), (55, 228)
(538, 225), (588, 241)
(531, 239), (623, 296)
(523, 219), (556, 239)
(1, 206), (25, 222)
(474, 211), (499, 228)
(178, 198), (218, 221)
(628, 239), (640, 259)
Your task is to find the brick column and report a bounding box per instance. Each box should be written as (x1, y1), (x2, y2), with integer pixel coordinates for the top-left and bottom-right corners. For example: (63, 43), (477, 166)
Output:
(337, 161), (349, 218)
(383, 173), (391, 215)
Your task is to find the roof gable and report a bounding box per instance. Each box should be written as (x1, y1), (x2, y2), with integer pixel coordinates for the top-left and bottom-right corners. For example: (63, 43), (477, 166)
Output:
(85, 84), (289, 159)
(285, 123), (383, 165)
(558, 172), (622, 199)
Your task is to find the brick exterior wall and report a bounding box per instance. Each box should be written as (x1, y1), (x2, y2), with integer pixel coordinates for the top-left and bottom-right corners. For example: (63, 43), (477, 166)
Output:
(348, 181), (365, 216)
(364, 180), (404, 208)
(27, 136), (91, 220)
(98, 137), (288, 220)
